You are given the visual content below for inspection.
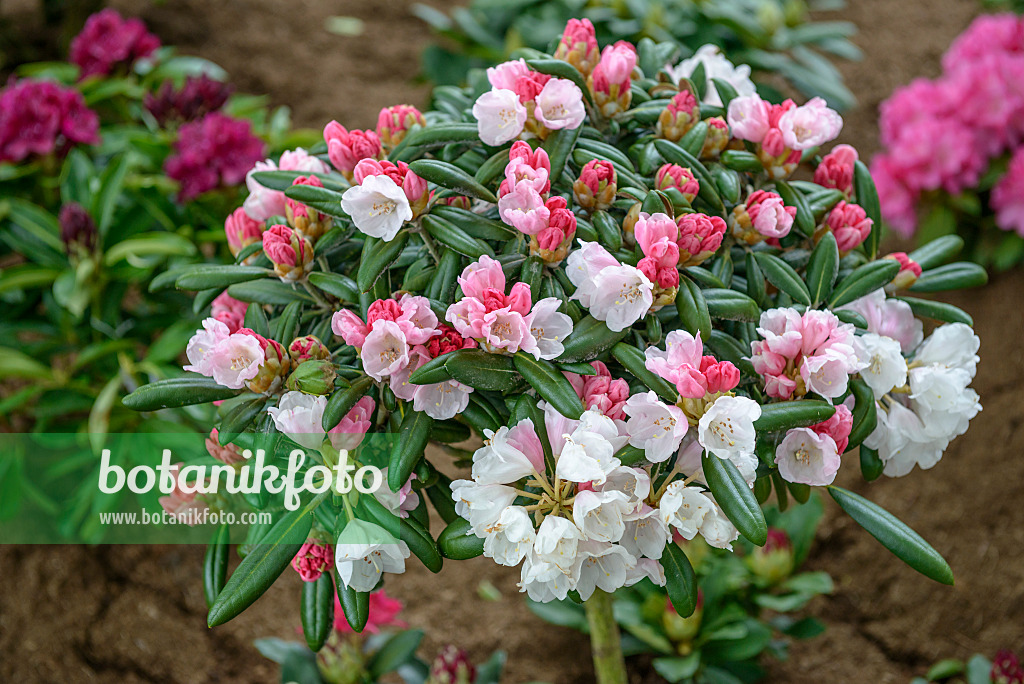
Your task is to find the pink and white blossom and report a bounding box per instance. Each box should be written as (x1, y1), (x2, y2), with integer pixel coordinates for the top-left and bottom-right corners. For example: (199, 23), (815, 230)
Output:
(623, 391), (688, 463)
(775, 428), (841, 486)
(473, 88), (528, 146)
(534, 78), (586, 131)
(567, 241), (653, 332)
(340, 173), (413, 241)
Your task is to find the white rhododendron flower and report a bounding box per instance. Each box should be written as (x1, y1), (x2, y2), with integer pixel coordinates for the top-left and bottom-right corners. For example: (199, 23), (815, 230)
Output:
(334, 520), (411, 592)
(854, 332), (908, 399)
(267, 391), (327, 450)
(567, 240), (653, 332)
(697, 395), (761, 462)
(573, 542), (636, 601)
(775, 427), (841, 486)
(622, 391), (689, 463)
(473, 88), (528, 145)
(658, 481), (714, 540)
(573, 489), (631, 543)
(340, 174), (413, 241)
(667, 44), (756, 107)
(483, 505), (536, 566)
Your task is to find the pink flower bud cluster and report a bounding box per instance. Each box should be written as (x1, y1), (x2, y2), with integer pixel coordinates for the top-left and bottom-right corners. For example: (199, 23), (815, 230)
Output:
(263, 224), (313, 281)
(554, 18), (600, 76)
(655, 163), (700, 204)
(144, 75), (232, 127)
(729, 189), (795, 245)
(211, 291), (248, 333)
(645, 330), (740, 399)
(573, 159), (617, 212)
(242, 148), (329, 222)
(872, 14), (1024, 236)
(69, 9), (160, 79)
(164, 112), (265, 201)
(291, 541), (334, 582)
(286, 175), (333, 241)
(884, 252), (923, 292)
(589, 42), (638, 117)
(376, 104), (426, 148)
(657, 90), (701, 143)
(0, 79), (99, 164)
(727, 94), (841, 177)
(323, 121), (383, 177)
(813, 144), (858, 196)
(205, 428), (246, 465)
(565, 361), (630, 420)
(634, 212), (681, 290)
(224, 207), (264, 259)
(824, 200), (873, 253)
(676, 213), (726, 267)
(497, 142), (577, 262)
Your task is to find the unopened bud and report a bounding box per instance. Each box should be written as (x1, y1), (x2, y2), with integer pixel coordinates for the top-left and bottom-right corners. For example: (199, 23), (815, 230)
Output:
(263, 224), (313, 282)
(700, 117), (730, 160)
(377, 104), (426, 149)
(286, 359), (337, 395)
(573, 159), (617, 213)
(289, 335), (331, 363)
(662, 591), (704, 646)
(657, 90), (701, 143)
(745, 528), (795, 584)
(884, 252), (923, 292)
(427, 646), (476, 684)
(286, 175), (333, 242)
(59, 203), (97, 255)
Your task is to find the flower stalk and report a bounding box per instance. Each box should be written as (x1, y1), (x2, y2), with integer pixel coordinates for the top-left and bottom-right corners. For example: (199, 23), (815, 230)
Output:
(584, 589), (628, 684)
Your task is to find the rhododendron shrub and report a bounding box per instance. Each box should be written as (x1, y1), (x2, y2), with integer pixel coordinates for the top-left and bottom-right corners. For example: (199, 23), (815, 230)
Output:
(126, 21), (986, 684)
(872, 13), (1024, 270)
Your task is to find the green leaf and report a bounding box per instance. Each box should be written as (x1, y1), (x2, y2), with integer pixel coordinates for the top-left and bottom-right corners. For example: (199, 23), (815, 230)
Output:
(322, 375), (374, 430)
(175, 265), (268, 291)
(103, 233), (197, 265)
(806, 232), (839, 306)
(92, 153), (131, 235)
(828, 485), (953, 584)
(859, 446), (884, 481)
(754, 400), (835, 432)
(442, 349), (521, 391)
(438, 517), (485, 560)
(908, 262), (987, 293)
(308, 272), (359, 302)
(703, 289), (760, 321)
(513, 352), (584, 419)
(367, 629), (425, 678)
(853, 161), (881, 258)
(704, 454), (768, 546)
(593, 210), (623, 251)
(399, 123), (481, 154)
(544, 124), (581, 183)
(300, 573), (335, 652)
(430, 205), (515, 240)
(926, 659), (965, 681)
(123, 377), (240, 411)
(284, 184), (348, 219)
(388, 409), (433, 491)
(676, 278), (712, 339)
(203, 524), (231, 609)
(357, 231), (410, 293)
(652, 139), (725, 216)
(409, 159), (497, 203)
(612, 342), (677, 403)
(219, 395), (267, 442)
(228, 279), (314, 305)
(907, 235), (963, 270)
(662, 542), (699, 617)
(208, 508), (313, 626)
(754, 253), (811, 305)
(243, 301), (270, 337)
(712, 166), (741, 204)
(401, 516), (443, 573)
(896, 296), (972, 326)
(652, 654), (701, 682)
(0, 346), (54, 380)
(557, 315), (630, 362)
(775, 180), (815, 237)
(847, 378), (877, 451)
(336, 576), (369, 632)
(422, 214), (493, 258)
(720, 150), (763, 173)
(828, 259), (900, 308)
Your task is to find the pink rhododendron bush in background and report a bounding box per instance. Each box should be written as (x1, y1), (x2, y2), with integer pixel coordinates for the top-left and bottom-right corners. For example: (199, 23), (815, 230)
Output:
(123, 18), (988, 684)
(872, 12), (1024, 270)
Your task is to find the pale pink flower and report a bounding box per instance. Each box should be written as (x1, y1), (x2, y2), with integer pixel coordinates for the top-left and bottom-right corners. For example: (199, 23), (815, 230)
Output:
(644, 329), (709, 398)
(814, 144), (858, 195)
(623, 391), (688, 463)
(184, 317), (231, 376)
(635, 212), (680, 289)
(328, 396), (375, 451)
(534, 78), (586, 131)
(473, 88), (528, 146)
(775, 428), (841, 486)
(567, 241), (653, 332)
(205, 428), (246, 465)
(243, 149), (330, 221)
(323, 121), (382, 175)
(726, 94), (771, 143)
(158, 463), (207, 523)
(376, 468), (420, 519)
(332, 309), (370, 348)
(778, 97), (843, 150)
(267, 392), (328, 449)
(487, 59), (532, 91)
(498, 183), (549, 235)
(748, 190), (795, 239)
(839, 289), (923, 353)
(500, 140), (551, 197)
(361, 320), (412, 381)
(593, 42), (637, 90)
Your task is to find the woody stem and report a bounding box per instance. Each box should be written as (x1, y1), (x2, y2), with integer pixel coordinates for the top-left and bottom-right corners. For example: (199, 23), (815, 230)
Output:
(584, 589), (628, 684)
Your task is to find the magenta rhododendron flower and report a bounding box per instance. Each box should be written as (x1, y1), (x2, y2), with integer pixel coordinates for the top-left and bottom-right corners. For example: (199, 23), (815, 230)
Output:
(992, 147), (1024, 237)
(165, 113), (265, 201)
(825, 200), (873, 253)
(144, 75), (232, 126)
(70, 9), (160, 78)
(291, 541), (333, 582)
(0, 79), (99, 164)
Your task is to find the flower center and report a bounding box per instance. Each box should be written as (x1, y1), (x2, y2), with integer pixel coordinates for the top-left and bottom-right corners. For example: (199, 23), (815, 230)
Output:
(370, 198), (396, 217)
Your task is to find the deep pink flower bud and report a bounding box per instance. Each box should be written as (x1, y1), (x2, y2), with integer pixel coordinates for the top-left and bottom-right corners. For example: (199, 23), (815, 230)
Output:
(428, 646), (477, 684)
(810, 403), (853, 454)
(825, 200), (873, 253)
(426, 324), (476, 358)
(531, 196), (578, 263)
(377, 104), (426, 148)
(700, 356), (741, 393)
(236, 328), (291, 393)
(211, 291), (248, 333)
(59, 203), (97, 254)
(991, 650), (1024, 684)
(224, 207), (265, 258)
(286, 175), (333, 242)
(701, 116), (730, 159)
(731, 189), (796, 244)
(814, 144), (858, 196)
(291, 541), (333, 582)
(573, 159), (617, 212)
(884, 252), (923, 291)
(589, 41), (637, 116)
(676, 213), (726, 266)
(366, 298), (403, 326)
(554, 18), (600, 76)
(205, 428), (245, 465)
(69, 9), (160, 79)
(499, 141), (551, 197)
(512, 70), (552, 104)
(263, 224), (313, 282)
(658, 90), (701, 142)
(746, 528), (795, 583)
(354, 159), (431, 217)
(288, 335), (331, 363)
(656, 163), (700, 203)
(323, 120), (382, 177)
(565, 360), (630, 420)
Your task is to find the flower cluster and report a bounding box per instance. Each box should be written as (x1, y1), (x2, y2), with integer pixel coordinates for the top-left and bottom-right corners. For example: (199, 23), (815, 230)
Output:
(144, 75), (234, 126)
(69, 8), (160, 79)
(0, 79), (99, 164)
(164, 112), (266, 201)
(872, 13), (1024, 237)
(728, 94), (843, 178)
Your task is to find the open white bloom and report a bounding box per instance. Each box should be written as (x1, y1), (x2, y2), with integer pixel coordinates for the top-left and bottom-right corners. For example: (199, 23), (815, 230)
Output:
(598, 466), (651, 511)
(334, 519), (411, 592)
(450, 480), (518, 535)
(697, 395), (761, 462)
(473, 88), (528, 146)
(411, 377), (473, 420)
(533, 515), (583, 571)
(267, 391), (327, 449)
(573, 541), (636, 601)
(840, 289), (923, 352)
(555, 409), (626, 484)
(519, 549), (576, 602)
(912, 323), (979, 375)
(533, 78), (586, 130)
(775, 427), (841, 486)
(909, 365), (973, 413)
(666, 44), (756, 107)
(854, 332), (908, 399)
(699, 496), (740, 550)
(471, 420), (543, 485)
(676, 437), (757, 489)
(623, 391), (689, 463)
(620, 505), (671, 560)
(525, 297), (574, 359)
(341, 174), (413, 241)
(567, 241), (653, 332)
(573, 490), (631, 543)
(865, 401), (947, 477)
(482, 505), (536, 566)
(658, 481), (714, 539)
(625, 557), (667, 587)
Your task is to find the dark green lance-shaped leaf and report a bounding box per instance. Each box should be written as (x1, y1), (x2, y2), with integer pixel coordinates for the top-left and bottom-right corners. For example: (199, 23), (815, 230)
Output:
(123, 376), (240, 411)
(367, 629), (425, 679)
(575, 137), (635, 171)
(896, 296), (972, 326)
(409, 159), (497, 203)
(427, 473), (460, 524)
(847, 378), (877, 451)
(250, 170), (342, 191)
(243, 301), (270, 337)
(208, 509), (313, 626)
(430, 205), (514, 240)
(859, 446), (884, 481)
(828, 485), (954, 584)
(335, 576), (369, 632)
(203, 524), (231, 608)
(308, 272), (359, 302)
(679, 119), (708, 158)
(322, 375), (374, 430)
(439, 517), (485, 559)
(711, 78), (740, 108)
(720, 150), (764, 173)
(662, 542), (699, 617)
(745, 252), (767, 307)
(285, 184), (348, 219)
(652, 139), (725, 216)
(513, 352), (584, 419)
(615, 444), (646, 466)
(426, 248), (461, 303)
(807, 188), (845, 222)
(399, 123), (480, 154)
(520, 256), (544, 304)
(907, 234), (964, 270)
(408, 354), (453, 385)
(219, 395), (267, 442)
(676, 278), (712, 339)
(593, 210), (623, 251)
(401, 516), (443, 573)
(475, 148), (513, 186)
(703, 289), (760, 321)
(301, 573), (335, 652)
(544, 125), (581, 183)
(389, 410), (433, 491)
(908, 262), (987, 293)
(754, 401), (836, 432)
(774, 180), (815, 237)
(828, 259), (900, 308)
(357, 231), (409, 293)
(557, 315), (630, 362)
(442, 349), (520, 391)
(176, 265), (268, 291)
(854, 161), (881, 258)
(641, 189), (672, 216)
(835, 309), (868, 329)
(754, 253), (811, 305)
(712, 166), (741, 204)
(612, 342), (677, 403)
(704, 454), (767, 546)
(228, 280), (313, 305)
(422, 214), (492, 258)
(806, 232), (839, 306)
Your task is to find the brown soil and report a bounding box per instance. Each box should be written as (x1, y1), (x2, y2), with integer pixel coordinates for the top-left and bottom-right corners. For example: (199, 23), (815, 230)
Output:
(3, 0), (1023, 683)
